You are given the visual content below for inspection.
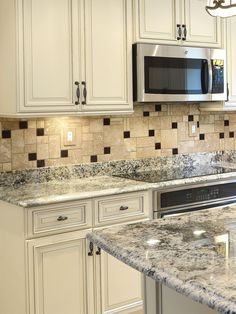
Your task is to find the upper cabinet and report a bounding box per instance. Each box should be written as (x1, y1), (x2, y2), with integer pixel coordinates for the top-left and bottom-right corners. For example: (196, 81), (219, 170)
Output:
(0, 0), (133, 117)
(226, 16), (236, 105)
(134, 0), (223, 48)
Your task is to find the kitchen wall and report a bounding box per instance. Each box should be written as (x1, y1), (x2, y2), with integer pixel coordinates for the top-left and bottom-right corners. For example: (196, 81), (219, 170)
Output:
(0, 103), (235, 172)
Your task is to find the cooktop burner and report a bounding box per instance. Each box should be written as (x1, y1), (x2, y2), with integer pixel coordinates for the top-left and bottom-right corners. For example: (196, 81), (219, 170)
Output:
(114, 164), (236, 183)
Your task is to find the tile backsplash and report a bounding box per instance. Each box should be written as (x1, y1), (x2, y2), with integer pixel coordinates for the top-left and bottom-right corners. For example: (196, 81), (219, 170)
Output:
(0, 103), (236, 172)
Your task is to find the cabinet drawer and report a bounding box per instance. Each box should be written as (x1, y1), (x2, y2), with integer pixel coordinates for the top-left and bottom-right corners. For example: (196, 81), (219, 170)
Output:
(27, 200), (92, 237)
(94, 191), (149, 226)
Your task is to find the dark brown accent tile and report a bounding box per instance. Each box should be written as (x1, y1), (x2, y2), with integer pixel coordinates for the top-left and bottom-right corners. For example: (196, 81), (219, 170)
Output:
(188, 115), (194, 122)
(172, 148), (178, 155)
(143, 111), (150, 117)
(230, 131), (235, 138)
(155, 104), (162, 112)
(61, 150), (68, 158)
(224, 120), (229, 126)
(2, 130), (11, 139)
(104, 147), (111, 155)
(19, 121), (28, 129)
(124, 131), (130, 138)
(37, 128), (44, 136)
(90, 155), (98, 163)
(199, 134), (205, 140)
(197, 121), (200, 128)
(149, 130), (155, 137)
(103, 118), (110, 126)
(219, 132), (225, 139)
(155, 143), (161, 150)
(172, 122), (178, 129)
(37, 160), (45, 168)
(28, 153), (37, 161)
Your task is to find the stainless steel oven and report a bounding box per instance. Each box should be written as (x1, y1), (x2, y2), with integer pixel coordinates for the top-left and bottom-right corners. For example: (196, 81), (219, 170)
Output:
(133, 43), (227, 103)
(153, 179), (236, 219)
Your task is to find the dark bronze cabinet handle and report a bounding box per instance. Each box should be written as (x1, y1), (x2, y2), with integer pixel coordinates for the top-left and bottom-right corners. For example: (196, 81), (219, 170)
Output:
(75, 81), (80, 105)
(57, 216), (68, 222)
(82, 81), (87, 105)
(177, 24), (182, 40)
(88, 242), (94, 256)
(96, 247), (101, 255)
(120, 206), (129, 211)
(182, 25), (187, 41)
(227, 83), (229, 102)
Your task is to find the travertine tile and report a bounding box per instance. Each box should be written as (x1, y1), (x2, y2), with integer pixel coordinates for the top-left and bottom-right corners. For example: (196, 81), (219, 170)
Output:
(2, 103), (236, 172)
(12, 130), (24, 153)
(0, 139), (11, 163)
(161, 130), (178, 149)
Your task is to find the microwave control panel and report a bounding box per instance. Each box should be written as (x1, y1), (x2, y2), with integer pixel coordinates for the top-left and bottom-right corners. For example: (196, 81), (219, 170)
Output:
(212, 59), (224, 94)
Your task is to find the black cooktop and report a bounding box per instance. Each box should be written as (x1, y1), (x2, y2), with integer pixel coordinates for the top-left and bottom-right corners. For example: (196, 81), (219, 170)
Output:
(115, 165), (236, 183)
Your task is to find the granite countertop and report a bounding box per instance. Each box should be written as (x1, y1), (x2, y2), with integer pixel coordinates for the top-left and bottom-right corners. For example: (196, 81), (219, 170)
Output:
(87, 206), (236, 314)
(2, 169), (236, 208)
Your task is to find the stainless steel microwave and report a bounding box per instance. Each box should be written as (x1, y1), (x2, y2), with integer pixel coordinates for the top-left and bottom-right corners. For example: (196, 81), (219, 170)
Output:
(133, 43), (227, 102)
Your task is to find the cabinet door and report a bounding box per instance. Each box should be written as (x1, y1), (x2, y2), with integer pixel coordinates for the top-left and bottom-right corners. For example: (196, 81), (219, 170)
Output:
(136, 0), (181, 43)
(95, 247), (143, 314)
(82, 0), (133, 113)
(183, 0), (222, 47)
(19, 0), (82, 113)
(226, 17), (236, 105)
(27, 230), (94, 314)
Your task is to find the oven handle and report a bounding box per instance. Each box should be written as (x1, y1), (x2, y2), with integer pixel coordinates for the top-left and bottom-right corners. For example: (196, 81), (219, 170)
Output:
(208, 58), (213, 94)
(156, 199), (236, 219)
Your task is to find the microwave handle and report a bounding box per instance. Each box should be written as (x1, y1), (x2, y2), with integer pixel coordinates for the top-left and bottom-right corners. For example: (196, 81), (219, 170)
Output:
(201, 60), (210, 94)
(208, 60), (213, 94)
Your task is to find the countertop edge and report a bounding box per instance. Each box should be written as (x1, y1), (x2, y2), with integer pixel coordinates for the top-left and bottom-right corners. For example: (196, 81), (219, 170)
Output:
(86, 231), (236, 314)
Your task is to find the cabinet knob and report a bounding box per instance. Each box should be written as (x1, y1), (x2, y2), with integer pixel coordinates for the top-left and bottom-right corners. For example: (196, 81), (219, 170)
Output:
(88, 242), (94, 256)
(96, 247), (101, 255)
(182, 25), (187, 41)
(75, 81), (80, 105)
(176, 24), (182, 40)
(120, 206), (129, 211)
(57, 215), (68, 222)
(82, 81), (87, 105)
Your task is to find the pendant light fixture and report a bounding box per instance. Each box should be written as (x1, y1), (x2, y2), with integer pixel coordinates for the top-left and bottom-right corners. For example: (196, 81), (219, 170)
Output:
(206, 0), (236, 17)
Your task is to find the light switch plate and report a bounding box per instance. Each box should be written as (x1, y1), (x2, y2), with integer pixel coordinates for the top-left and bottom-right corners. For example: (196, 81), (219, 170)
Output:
(63, 128), (76, 146)
(188, 122), (198, 137)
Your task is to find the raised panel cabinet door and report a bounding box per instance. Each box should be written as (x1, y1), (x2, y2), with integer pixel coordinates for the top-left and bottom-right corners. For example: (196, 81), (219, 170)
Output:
(20, 0), (82, 112)
(137, 0), (181, 43)
(96, 250), (143, 314)
(82, 0), (133, 113)
(27, 231), (93, 314)
(183, 0), (222, 47)
(226, 17), (236, 104)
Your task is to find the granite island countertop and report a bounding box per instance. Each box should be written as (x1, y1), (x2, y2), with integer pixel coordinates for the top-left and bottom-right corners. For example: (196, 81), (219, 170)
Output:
(87, 206), (236, 314)
(2, 169), (236, 208)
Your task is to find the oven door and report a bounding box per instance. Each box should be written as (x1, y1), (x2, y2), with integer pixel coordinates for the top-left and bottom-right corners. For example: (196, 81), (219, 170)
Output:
(135, 43), (213, 102)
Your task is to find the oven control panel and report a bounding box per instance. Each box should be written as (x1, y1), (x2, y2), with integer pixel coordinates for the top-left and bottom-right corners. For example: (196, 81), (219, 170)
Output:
(160, 182), (236, 209)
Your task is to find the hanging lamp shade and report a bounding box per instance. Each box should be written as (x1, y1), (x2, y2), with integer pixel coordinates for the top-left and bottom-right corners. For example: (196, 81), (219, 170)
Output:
(206, 0), (236, 17)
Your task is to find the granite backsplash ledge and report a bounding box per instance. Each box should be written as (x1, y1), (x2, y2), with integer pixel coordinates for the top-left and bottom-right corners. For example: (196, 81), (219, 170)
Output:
(0, 150), (234, 187)
(1, 103), (236, 172)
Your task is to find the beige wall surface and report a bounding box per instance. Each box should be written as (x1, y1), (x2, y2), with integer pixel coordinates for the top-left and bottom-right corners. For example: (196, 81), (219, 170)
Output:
(0, 103), (235, 172)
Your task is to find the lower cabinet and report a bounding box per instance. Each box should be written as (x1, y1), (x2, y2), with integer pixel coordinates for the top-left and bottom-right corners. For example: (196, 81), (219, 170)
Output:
(94, 246), (143, 314)
(27, 230), (95, 314)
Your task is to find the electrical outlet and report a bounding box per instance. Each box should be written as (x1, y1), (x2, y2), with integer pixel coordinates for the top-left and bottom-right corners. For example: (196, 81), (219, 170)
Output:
(188, 122), (198, 137)
(63, 128), (76, 146)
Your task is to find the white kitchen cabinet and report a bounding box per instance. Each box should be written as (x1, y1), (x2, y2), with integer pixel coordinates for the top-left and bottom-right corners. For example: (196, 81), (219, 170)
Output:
(0, 0), (133, 117)
(134, 0), (223, 47)
(82, 0), (133, 114)
(225, 16), (236, 106)
(94, 246), (143, 314)
(0, 190), (150, 314)
(27, 230), (94, 314)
